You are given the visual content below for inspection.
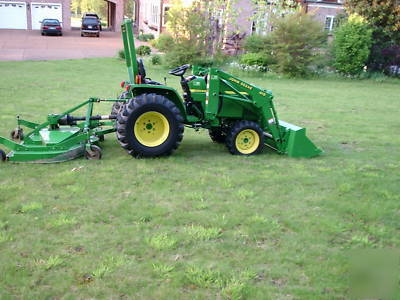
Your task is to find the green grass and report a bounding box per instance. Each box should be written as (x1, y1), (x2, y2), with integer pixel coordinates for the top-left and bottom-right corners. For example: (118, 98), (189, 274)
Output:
(0, 58), (399, 299)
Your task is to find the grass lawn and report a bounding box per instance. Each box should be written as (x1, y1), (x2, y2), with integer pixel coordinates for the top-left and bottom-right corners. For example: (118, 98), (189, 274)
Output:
(0, 58), (399, 299)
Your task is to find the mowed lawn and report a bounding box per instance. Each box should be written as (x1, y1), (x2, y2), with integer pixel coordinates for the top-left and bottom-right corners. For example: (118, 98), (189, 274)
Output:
(0, 58), (399, 299)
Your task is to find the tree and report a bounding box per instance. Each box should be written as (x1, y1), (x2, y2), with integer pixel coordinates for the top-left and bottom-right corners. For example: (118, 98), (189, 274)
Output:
(164, 0), (238, 66)
(345, 0), (400, 71)
(345, 0), (400, 35)
(333, 14), (373, 76)
(267, 12), (327, 77)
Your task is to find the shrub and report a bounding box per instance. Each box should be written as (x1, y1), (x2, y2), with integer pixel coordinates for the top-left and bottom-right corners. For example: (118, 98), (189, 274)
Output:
(240, 53), (270, 67)
(333, 14), (373, 76)
(151, 54), (162, 65)
(164, 40), (202, 67)
(268, 12), (327, 77)
(137, 33), (155, 42)
(151, 34), (174, 52)
(381, 45), (400, 76)
(243, 35), (272, 53)
(136, 45), (151, 56)
(117, 49), (125, 60)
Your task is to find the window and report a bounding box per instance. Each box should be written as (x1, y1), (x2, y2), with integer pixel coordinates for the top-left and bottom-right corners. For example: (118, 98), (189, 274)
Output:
(325, 16), (335, 32)
(151, 2), (159, 25)
(163, 5), (170, 26)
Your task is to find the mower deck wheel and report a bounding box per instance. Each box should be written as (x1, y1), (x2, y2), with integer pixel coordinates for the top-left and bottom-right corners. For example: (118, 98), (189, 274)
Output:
(0, 149), (6, 162)
(10, 129), (23, 141)
(85, 145), (102, 160)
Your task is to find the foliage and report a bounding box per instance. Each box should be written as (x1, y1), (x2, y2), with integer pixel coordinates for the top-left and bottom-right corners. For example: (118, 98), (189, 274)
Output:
(240, 52), (270, 68)
(381, 45), (400, 76)
(136, 45), (151, 56)
(150, 54), (162, 65)
(164, 0), (237, 66)
(243, 34), (272, 53)
(345, 0), (400, 72)
(267, 12), (327, 77)
(117, 49), (125, 60)
(164, 0), (210, 66)
(71, 0), (107, 19)
(137, 34), (155, 42)
(150, 34), (174, 52)
(250, 0), (299, 35)
(333, 15), (373, 76)
(345, 0), (400, 37)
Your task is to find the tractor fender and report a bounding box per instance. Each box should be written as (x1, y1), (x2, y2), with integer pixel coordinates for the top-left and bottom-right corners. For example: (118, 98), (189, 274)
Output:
(129, 85), (187, 121)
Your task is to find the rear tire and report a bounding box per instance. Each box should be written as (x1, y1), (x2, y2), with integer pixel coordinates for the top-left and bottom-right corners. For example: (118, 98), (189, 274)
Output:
(116, 93), (184, 157)
(111, 91), (129, 116)
(226, 120), (264, 155)
(209, 127), (226, 143)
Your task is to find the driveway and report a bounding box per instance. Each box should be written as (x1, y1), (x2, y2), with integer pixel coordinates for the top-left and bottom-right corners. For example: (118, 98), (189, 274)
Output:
(0, 29), (147, 61)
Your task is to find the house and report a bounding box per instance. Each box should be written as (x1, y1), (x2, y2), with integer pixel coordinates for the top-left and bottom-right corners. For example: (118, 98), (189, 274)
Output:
(133, 0), (171, 37)
(0, 0), (71, 30)
(301, 0), (345, 33)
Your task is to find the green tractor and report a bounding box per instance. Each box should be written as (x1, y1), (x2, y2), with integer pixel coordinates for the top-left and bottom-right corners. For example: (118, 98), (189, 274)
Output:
(0, 19), (321, 163)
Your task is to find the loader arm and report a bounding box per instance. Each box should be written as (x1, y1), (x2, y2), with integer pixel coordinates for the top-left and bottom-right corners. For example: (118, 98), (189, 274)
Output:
(200, 67), (322, 158)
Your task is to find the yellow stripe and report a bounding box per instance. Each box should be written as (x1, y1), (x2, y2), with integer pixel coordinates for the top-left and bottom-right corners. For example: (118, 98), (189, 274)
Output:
(190, 89), (207, 93)
(224, 91), (249, 95)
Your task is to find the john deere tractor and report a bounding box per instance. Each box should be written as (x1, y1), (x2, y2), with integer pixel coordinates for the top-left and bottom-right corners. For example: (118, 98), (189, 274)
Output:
(0, 19), (321, 163)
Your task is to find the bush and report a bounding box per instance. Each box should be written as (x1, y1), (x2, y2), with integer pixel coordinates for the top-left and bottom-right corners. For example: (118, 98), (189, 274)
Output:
(151, 34), (174, 52)
(240, 53), (270, 67)
(151, 54), (162, 65)
(137, 33), (155, 42)
(117, 49), (125, 60)
(268, 12), (327, 77)
(333, 14), (373, 76)
(243, 35), (272, 53)
(136, 45), (151, 56)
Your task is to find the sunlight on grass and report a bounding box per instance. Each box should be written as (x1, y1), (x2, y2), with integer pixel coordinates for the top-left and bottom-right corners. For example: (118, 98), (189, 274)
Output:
(19, 202), (43, 213)
(185, 224), (222, 241)
(148, 233), (178, 250)
(49, 214), (78, 227)
(152, 263), (175, 278)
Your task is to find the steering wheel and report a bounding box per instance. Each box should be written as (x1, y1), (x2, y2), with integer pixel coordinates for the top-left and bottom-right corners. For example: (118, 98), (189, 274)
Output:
(169, 64), (191, 77)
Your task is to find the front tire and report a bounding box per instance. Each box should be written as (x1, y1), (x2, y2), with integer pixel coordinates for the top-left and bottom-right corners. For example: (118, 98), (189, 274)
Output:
(116, 93), (184, 157)
(226, 120), (264, 155)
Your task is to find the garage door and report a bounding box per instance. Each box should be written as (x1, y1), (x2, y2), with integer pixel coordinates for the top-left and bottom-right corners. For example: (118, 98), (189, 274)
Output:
(31, 2), (62, 30)
(0, 1), (27, 29)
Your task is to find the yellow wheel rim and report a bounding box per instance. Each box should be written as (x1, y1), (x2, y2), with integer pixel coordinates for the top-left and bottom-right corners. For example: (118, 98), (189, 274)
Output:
(235, 129), (260, 154)
(134, 111), (170, 147)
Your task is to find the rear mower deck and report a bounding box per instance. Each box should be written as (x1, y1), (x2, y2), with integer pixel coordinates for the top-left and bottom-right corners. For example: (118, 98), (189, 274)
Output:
(0, 98), (120, 163)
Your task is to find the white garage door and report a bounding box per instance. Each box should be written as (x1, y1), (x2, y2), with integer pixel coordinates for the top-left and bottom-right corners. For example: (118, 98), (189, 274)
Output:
(31, 2), (62, 30)
(0, 1), (27, 29)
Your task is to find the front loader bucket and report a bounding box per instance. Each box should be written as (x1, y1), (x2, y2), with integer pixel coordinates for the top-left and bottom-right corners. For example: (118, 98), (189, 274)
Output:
(279, 121), (322, 158)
